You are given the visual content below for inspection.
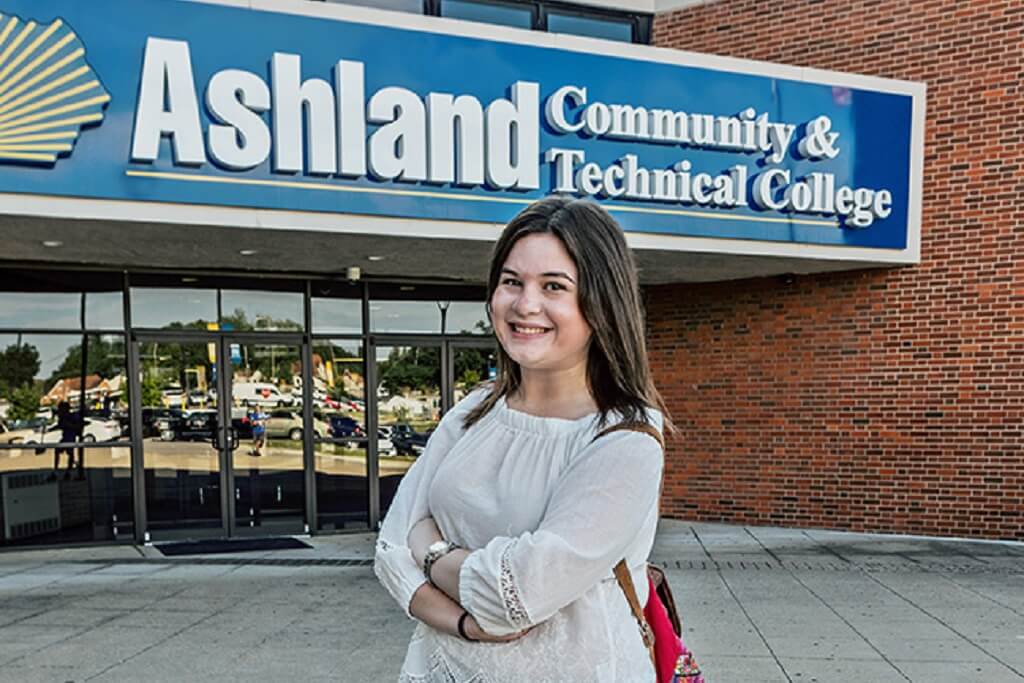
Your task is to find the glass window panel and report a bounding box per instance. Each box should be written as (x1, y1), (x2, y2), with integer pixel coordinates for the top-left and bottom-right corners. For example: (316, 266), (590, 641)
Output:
(85, 291), (125, 330)
(312, 297), (362, 335)
(313, 340), (367, 530)
(130, 288), (217, 330)
(370, 300), (443, 334)
(221, 289), (304, 332)
(315, 440), (369, 531)
(445, 301), (491, 335)
(442, 0), (533, 28)
(312, 341), (366, 423)
(452, 346), (496, 403)
(376, 345), (441, 515)
(230, 342), (306, 534)
(0, 445), (133, 546)
(138, 339), (220, 537)
(547, 12), (633, 42)
(0, 292), (80, 329)
(325, 0), (423, 13)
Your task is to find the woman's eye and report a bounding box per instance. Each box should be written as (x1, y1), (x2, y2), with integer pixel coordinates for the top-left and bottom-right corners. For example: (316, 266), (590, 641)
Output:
(501, 278), (521, 287)
(544, 282), (565, 291)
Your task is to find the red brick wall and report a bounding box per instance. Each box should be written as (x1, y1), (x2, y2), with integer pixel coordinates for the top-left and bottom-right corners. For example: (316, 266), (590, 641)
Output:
(649, 0), (1024, 539)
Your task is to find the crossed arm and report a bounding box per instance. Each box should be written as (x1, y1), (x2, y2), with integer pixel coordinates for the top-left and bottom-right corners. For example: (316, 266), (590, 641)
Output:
(405, 518), (530, 643)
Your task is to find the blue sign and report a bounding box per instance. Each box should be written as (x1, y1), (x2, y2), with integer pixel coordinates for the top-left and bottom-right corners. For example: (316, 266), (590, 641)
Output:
(0, 0), (922, 249)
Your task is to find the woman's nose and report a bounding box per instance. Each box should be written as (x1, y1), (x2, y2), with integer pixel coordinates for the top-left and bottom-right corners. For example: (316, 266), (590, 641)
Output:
(512, 286), (542, 316)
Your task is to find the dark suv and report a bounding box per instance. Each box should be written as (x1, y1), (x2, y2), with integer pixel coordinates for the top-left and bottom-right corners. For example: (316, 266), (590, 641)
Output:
(391, 423), (431, 456)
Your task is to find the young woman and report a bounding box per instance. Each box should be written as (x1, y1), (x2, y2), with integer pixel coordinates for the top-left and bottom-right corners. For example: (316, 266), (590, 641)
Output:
(374, 196), (669, 682)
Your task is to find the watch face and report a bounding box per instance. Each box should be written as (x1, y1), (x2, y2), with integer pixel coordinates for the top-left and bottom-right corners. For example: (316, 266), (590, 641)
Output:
(428, 541), (449, 554)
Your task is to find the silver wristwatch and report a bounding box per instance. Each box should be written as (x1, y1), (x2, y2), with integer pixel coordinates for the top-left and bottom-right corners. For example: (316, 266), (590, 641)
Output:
(422, 540), (459, 582)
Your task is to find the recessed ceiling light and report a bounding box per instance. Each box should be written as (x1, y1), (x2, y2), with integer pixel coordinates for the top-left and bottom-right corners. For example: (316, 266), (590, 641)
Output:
(181, 277), (199, 283)
(239, 249), (258, 256)
(41, 240), (63, 248)
(367, 255), (384, 261)
(399, 285), (416, 291)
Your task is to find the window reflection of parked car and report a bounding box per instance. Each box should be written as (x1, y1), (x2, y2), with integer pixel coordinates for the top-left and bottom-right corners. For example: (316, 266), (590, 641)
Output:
(264, 410), (327, 440)
(162, 388), (186, 408)
(142, 408), (184, 438)
(378, 429), (396, 456)
(233, 382), (295, 407)
(0, 418), (46, 444)
(41, 417), (121, 443)
(169, 410), (219, 442)
(391, 424), (432, 456)
(328, 415), (365, 439)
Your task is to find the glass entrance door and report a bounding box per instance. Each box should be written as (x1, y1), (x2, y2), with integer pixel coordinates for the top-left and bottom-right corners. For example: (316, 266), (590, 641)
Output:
(137, 337), (224, 540)
(226, 339), (307, 535)
(374, 343), (443, 516)
(136, 335), (308, 540)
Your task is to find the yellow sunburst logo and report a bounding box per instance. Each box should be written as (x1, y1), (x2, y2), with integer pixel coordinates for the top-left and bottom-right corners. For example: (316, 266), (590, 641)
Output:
(0, 13), (110, 164)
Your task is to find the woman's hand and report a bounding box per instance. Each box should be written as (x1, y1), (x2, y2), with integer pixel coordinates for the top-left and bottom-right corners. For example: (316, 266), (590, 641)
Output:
(408, 516), (444, 568)
(463, 613), (534, 643)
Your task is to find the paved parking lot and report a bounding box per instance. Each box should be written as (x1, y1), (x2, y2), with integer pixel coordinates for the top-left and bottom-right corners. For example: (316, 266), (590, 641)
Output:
(0, 521), (1022, 682)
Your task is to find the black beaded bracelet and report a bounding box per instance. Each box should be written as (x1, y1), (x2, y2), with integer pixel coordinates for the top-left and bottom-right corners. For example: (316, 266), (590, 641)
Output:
(457, 611), (479, 642)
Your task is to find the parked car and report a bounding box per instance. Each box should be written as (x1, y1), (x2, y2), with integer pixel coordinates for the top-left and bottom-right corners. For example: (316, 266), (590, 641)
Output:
(264, 410), (328, 440)
(168, 410), (219, 442)
(390, 423), (432, 456)
(161, 388), (186, 408)
(378, 429), (396, 456)
(142, 408), (185, 438)
(233, 382), (295, 407)
(0, 418), (46, 444)
(328, 415), (365, 439)
(41, 417), (122, 443)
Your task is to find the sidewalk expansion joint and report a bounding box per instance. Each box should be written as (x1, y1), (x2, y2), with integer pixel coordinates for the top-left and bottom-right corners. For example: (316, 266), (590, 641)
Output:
(63, 557), (375, 567)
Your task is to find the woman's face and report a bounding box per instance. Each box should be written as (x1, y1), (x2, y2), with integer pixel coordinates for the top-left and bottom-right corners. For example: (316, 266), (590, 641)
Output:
(490, 233), (592, 373)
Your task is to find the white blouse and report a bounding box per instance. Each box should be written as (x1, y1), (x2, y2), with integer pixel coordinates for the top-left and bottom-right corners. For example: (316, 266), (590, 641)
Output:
(374, 388), (663, 683)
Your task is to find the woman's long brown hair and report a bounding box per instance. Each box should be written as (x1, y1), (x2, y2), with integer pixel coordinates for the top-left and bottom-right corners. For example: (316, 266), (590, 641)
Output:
(464, 196), (670, 432)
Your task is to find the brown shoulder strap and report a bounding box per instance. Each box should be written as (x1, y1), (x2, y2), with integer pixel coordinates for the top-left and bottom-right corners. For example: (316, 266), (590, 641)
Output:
(614, 559), (656, 672)
(594, 420), (665, 449)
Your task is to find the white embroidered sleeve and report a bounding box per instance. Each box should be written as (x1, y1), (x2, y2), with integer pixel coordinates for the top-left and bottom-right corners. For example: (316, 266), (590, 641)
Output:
(373, 389), (486, 617)
(458, 426), (664, 635)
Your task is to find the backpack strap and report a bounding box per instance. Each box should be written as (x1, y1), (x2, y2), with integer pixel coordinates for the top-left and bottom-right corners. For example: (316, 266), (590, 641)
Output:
(599, 420), (664, 678)
(614, 559), (656, 672)
(593, 420), (665, 449)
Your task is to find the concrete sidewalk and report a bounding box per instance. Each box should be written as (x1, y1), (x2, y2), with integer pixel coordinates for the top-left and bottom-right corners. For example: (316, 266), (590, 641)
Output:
(0, 521), (1021, 682)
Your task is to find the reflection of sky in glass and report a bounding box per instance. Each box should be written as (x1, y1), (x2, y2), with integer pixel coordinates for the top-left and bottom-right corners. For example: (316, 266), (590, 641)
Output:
(370, 301), (442, 334)
(130, 288), (217, 329)
(85, 292), (124, 330)
(0, 293), (81, 329)
(0, 333), (83, 379)
(547, 12), (632, 42)
(221, 290), (304, 331)
(312, 298), (362, 335)
(325, 0), (421, 12)
(446, 302), (489, 335)
(442, 0), (533, 28)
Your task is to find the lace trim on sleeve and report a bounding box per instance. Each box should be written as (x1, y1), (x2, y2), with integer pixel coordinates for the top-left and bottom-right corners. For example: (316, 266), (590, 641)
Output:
(499, 538), (530, 629)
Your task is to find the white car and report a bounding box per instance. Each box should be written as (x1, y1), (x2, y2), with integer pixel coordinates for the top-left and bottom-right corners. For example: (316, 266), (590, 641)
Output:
(40, 418), (122, 444)
(232, 382), (295, 407)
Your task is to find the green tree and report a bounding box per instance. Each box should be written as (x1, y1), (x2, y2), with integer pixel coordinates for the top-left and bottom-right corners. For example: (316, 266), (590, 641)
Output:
(8, 384), (43, 421)
(0, 343), (40, 395)
(378, 347), (440, 396)
(140, 373), (163, 408)
(46, 336), (124, 385)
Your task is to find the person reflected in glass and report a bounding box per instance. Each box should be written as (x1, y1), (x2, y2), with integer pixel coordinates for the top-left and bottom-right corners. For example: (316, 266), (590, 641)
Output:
(52, 401), (82, 480)
(248, 406), (268, 457)
(374, 197), (671, 682)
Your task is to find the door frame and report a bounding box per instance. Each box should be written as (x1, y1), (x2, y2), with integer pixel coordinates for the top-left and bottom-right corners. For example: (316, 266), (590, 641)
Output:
(129, 329), (306, 543)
